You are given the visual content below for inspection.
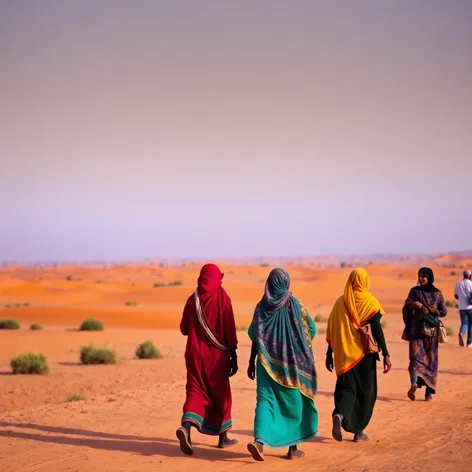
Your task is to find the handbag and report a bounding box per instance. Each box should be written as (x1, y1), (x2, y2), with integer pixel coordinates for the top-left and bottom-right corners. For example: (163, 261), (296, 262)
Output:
(359, 324), (380, 354)
(421, 310), (440, 338)
(438, 321), (448, 344)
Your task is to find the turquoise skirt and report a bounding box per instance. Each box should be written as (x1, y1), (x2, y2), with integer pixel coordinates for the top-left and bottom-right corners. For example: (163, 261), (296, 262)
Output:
(254, 360), (318, 448)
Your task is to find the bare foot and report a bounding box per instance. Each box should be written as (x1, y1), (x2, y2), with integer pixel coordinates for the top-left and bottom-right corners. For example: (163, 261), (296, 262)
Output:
(332, 414), (343, 442)
(287, 447), (305, 460)
(218, 435), (238, 449)
(407, 384), (418, 401)
(247, 441), (264, 461)
(354, 432), (370, 442)
(176, 427), (193, 456)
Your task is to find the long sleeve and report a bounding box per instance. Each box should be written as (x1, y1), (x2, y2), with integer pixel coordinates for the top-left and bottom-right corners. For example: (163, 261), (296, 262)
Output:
(180, 297), (192, 336)
(370, 312), (389, 357)
(435, 291), (447, 318)
(223, 298), (238, 349)
(249, 341), (258, 364)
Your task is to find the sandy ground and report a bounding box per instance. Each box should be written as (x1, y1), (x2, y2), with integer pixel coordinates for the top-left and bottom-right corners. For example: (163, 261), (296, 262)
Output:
(0, 262), (471, 471)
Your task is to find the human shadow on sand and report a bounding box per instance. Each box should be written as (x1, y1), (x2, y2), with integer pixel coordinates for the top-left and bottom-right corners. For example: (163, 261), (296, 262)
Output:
(0, 423), (250, 461)
(230, 429), (331, 444)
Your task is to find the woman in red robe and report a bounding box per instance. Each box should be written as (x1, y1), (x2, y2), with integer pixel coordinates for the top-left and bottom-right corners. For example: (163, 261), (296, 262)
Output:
(176, 263), (239, 455)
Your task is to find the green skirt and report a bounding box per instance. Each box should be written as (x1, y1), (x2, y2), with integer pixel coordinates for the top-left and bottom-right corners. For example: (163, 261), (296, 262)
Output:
(254, 360), (318, 448)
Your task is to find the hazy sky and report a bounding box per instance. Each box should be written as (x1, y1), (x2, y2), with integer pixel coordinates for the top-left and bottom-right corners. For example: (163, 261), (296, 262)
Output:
(1, 1), (471, 260)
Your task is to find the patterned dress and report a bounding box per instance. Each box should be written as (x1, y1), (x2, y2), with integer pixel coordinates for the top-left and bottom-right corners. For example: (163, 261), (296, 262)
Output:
(402, 287), (447, 393)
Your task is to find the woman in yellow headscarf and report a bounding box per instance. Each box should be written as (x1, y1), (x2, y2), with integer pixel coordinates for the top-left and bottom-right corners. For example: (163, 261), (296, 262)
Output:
(326, 268), (392, 442)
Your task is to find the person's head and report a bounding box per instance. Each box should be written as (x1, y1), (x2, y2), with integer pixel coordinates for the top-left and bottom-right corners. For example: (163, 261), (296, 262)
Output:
(347, 268), (371, 292)
(263, 268), (291, 310)
(418, 267), (434, 287)
(197, 263), (223, 294)
(265, 268), (290, 294)
(463, 269), (472, 280)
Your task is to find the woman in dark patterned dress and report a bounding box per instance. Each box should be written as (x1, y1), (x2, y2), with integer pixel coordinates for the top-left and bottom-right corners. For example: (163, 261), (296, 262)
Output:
(402, 267), (447, 402)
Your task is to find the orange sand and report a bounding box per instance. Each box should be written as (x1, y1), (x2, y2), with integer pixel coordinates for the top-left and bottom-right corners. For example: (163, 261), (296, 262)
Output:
(0, 261), (470, 471)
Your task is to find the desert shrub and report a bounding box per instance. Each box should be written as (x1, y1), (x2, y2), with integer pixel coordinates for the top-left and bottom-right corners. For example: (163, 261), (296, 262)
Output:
(14, 303), (22, 308)
(259, 263), (270, 268)
(380, 320), (388, 329)
(446, 326), (454, 337)
(5, 304), (11, 309)
(237, 325), (247, 331)
(66, 393), (86, 402)
(445, 300), (457, 308)
(314, 314), (327, 323)
(136, 340), (162, 359)
(450, 271), (457, 276)
(154, 283), (166, 288)
(318, 327), (326, 335)
(80, 345), (116, 365)
(23, 302), (30, 307)
(0, 319), (20, 330)
(79, 318), (104, 331)
(30, 323), (43, 330)
(11, 353), (49, 375)
(66, 275), (73, 281)
(168, 280), (183, 287)
(125, 301), (137, 307)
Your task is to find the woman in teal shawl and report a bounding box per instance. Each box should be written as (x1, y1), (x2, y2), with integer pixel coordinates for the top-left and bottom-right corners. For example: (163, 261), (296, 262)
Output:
(247, 268), (318, 461)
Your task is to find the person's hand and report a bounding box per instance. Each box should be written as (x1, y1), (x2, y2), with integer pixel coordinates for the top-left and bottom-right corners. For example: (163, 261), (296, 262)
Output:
(383, 355), (392, 374)
(247, 362), (256, 380)
(325, 355), (334, 373)
(411, 301), (423, 309)
(229, 355), (238, 377)
(421, 305), (429, 314)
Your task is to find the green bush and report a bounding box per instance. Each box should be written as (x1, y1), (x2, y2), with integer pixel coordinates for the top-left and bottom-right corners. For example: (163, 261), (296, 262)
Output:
(136, 340), (162, 359)
(30, 323), (43, 331)
(79, 318), (103, 331)
(318, 327), (326, 335)
(0, 319), (20, 330)
(80, 345), (116, 365)
(380, 320), (388, 329)
(11, 353), (49, 375)
(314, 314), (327, 323)
(446, 326), (454, 337)
(445, 300), (458, 308)
(66, 393), (86, 402)
(153, 283), (166, 288)
(168, 280), (183, 287)
(125, 301), (137, 307)
(66, 275), (73, 281)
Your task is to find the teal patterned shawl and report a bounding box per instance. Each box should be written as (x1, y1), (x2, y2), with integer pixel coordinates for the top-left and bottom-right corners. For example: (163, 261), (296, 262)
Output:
(250, 268), (317, 399)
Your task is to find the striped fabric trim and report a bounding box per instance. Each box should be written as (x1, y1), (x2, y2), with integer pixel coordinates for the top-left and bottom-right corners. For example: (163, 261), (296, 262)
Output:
(182, 412), (232, 435)
(194, 290), (229, 351)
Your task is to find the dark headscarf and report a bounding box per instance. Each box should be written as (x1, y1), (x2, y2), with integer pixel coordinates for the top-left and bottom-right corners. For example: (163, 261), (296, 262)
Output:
(416, 267), (440, 293)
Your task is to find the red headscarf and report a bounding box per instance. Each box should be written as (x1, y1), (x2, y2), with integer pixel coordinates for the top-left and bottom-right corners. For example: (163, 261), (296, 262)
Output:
(196, 263), (237, 349)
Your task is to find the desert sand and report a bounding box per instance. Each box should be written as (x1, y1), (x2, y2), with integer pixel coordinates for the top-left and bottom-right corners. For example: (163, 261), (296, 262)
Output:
(1, 261), (471, 471)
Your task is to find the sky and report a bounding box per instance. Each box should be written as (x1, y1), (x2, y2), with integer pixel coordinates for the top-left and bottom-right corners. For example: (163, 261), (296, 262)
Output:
(1, 1), (471, 261)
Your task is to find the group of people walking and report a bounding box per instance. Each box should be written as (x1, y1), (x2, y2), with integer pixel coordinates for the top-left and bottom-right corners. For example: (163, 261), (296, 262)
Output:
(175, 263), (457, 461)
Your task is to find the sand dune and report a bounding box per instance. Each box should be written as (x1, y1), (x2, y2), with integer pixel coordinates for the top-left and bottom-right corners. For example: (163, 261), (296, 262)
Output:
(0, 261), (470, 471)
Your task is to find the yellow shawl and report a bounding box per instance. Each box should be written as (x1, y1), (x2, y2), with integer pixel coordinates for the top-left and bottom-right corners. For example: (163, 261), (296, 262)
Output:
(326, 268), (385, 376)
